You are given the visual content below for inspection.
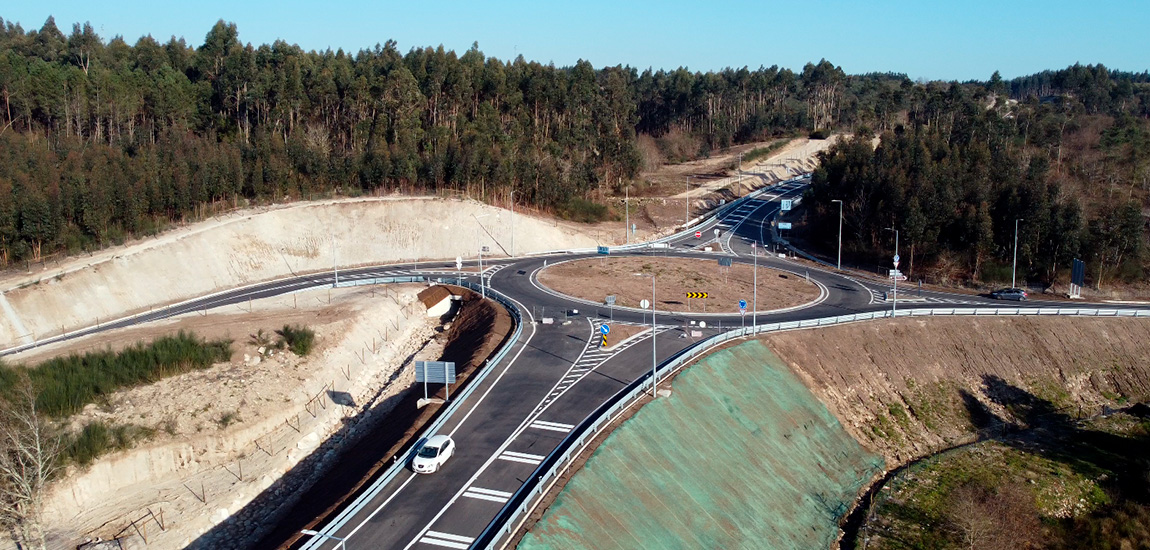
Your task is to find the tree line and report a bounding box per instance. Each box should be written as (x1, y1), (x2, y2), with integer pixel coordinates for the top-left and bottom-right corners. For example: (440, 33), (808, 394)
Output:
(0, 16), (910, 265)
(805, 67), (1149, 288)
(0, 16), (1147, 288)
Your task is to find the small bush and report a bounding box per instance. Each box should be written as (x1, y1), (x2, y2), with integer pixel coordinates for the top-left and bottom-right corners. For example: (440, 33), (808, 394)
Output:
(276, 324), (316, 356)
(62, 421), (154, 467)
(556, 197), (611, 223)
(741, 139), (792, 164)
(809, 129), (829, 139)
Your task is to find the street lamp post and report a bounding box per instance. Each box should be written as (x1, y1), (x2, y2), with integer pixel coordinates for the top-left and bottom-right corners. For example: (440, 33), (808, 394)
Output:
(301, 529), (347, 550)
(831, 199), (843, 270)
(885, 226), (899, 314)
(479, 246), (490, 299)
(634, 273), (657, 398)
(685, 175), (690, 228)
(1012, 218), (1022, 289)
(752, 241), (758, 330)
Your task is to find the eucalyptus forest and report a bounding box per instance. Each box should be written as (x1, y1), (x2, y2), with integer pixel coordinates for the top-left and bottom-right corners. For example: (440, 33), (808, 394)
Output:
(0, 16), (1148, 287)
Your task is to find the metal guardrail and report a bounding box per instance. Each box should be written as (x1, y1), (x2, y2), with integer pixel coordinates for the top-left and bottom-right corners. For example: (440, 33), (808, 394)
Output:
(475, 305), (1150, 549)
(300, 278), (524, 550)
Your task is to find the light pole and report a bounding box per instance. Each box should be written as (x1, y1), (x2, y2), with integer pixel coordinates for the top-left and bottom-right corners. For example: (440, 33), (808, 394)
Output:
(479, 246), (490, 298)
(831, 199), (843, 270)
(752, 241), (758, 330)
(685, 175), (690, 228)
(301, 529), (347, 550)
(1012, 218), (1022, 289)
(884, 226), (899, 314)
(510, 189), (515, 257)
(625, 183), (630, 244)
(634, 272), (657, 398)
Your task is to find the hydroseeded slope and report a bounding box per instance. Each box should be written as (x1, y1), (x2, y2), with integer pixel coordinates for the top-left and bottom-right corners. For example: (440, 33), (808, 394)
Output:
(519, 340), (883, 550)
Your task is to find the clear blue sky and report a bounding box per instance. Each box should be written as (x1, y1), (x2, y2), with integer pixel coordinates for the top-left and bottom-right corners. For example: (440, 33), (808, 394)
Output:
(5, 1), (1148, 81)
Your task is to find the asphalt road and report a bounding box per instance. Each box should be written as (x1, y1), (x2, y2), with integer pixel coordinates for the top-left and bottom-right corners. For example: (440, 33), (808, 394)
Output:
(8, 176), (1144, 550)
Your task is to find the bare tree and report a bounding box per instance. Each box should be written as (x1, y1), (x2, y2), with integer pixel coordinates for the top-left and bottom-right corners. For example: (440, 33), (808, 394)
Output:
(0, 375), (61, 550)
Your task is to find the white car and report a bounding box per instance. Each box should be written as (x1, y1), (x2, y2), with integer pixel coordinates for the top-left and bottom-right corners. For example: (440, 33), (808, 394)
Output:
(412, 435), (455, 474)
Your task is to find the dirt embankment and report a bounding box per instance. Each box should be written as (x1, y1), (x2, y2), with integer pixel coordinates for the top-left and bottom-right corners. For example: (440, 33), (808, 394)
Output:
(35, 285), (433, 550)
(0, 197), (595, 350)
(763, 316), (1150, 466)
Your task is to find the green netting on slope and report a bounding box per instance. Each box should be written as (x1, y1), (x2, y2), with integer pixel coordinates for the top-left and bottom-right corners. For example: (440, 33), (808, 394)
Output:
(518, 340), (884, 550)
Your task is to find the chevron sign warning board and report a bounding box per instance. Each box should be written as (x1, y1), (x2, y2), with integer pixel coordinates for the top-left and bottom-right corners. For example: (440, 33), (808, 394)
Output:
(686, 292), (709, 299)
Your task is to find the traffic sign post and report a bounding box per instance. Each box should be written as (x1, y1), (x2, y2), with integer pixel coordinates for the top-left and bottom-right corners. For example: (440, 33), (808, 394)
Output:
(456, 256), (463, 285)
(739, 299), (747, 328)
(892, 254), (900, 314)
(600, 324), (610, 348)
(606, 295), (616, 319)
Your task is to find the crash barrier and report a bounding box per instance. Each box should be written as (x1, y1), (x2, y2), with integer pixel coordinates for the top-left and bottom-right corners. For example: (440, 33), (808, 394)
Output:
(300, 278), (523, 550)
(474, 305), (1150, 549)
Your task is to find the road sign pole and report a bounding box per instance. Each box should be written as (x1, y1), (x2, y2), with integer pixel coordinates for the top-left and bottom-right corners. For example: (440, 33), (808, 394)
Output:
(651, 274), (656, 398)
(444, 361), (450, 401)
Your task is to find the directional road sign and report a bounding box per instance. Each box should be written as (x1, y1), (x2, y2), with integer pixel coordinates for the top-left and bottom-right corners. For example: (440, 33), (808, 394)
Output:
(781, 199), (793, 211)
(777, 222), (792, 230)
(686, 292), (708, 299)
(415, 361), (457, 384)
(718, 257), (733, 267)
(888, 269), (908, 281)
(600, 324), (610, 335)
(597, 246), (610, 255)
(605, 295), (616, 305)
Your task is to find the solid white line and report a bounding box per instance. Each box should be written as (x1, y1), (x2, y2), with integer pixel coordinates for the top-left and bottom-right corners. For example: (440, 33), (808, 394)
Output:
(341, 472), (419, 540)
(462, 491), (508, 503)
(420, 537), (470, 549)
(425, 531), (474, 544)
(530, 423), (572, 433)
(467, 487), (513, 498)
(498, 454), (543, 465)
(502, 451), (545, 460)
(532, 420), (575, 429)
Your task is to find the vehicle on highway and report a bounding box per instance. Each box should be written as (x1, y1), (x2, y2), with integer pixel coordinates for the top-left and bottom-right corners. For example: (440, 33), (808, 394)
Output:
(412, 435), (455, 474)
(989, 288), (1028, 301)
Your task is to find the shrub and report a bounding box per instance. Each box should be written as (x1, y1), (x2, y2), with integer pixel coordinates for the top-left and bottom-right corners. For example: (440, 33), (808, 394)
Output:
(556, 197), (611, 223)
(809, 129), (829, 139)
(0, 331), (232, 418)
(62, 421), (154, 467)
(276, 324), (316, 356)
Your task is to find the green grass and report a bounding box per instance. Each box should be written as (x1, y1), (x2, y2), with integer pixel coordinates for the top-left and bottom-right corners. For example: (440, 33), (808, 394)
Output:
(0, 330), (232, 418)
(276, 324), (316, 356)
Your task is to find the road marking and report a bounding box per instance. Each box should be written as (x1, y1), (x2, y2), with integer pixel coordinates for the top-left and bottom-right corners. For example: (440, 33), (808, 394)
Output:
(530, 420), (574, 432)
(420, 531), (474, 549)
(499, 451), (544, 465)
(462, 487), (513, 503)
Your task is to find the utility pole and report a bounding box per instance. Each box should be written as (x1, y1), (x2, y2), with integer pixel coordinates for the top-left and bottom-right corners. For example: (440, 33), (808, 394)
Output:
(832, 199), (843, 270)
(1012, 218), (1022, 289)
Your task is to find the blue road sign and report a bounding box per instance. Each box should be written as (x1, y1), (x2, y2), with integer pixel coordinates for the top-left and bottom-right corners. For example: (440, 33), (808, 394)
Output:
(600, 324), (610, 335)
(597, 246), (610, 255)
(739, 299), (747, 310)
(778, 222), (792, 230)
